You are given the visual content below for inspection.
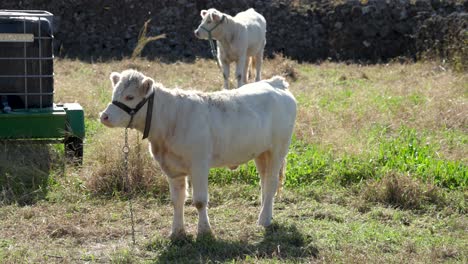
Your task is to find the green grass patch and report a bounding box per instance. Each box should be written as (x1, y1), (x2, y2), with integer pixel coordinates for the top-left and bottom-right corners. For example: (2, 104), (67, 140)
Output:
(372, 127), (467, 189)
(209, 127), (466, 190)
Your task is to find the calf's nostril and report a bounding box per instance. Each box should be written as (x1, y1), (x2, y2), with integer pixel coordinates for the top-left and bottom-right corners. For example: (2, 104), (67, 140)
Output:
(101, 113), (109, 121)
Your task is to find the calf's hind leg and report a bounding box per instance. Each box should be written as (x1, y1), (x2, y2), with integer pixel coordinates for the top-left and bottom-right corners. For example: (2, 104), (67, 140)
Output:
(254, 49), (264, 82)
(255, 151), (269, 208)
(257, 151), (283, 227)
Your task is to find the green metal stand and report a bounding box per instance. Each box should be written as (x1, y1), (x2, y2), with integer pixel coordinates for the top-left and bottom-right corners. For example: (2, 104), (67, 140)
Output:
(0, 103), (85, 163)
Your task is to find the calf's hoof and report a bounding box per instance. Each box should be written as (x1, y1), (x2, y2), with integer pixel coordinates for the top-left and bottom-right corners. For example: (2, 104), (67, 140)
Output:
(257, 216), (272, 227)
(170, 229), (187, 241)
(197, 229), (215, 241)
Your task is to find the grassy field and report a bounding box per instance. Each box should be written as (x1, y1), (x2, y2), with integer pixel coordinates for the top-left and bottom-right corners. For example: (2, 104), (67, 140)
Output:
(0, 56), (467, 263)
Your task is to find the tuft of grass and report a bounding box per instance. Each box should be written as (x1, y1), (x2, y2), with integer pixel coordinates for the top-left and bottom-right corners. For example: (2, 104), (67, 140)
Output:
(83, 129), (168, 197)
(362, 172), (445, 210)
(264, 53), (299, 81)
(110, 248), (134, 264)
(0, 142), (62, 205)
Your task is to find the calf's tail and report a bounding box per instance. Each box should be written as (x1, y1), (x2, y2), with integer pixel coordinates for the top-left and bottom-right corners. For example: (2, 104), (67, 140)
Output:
(247, 57), (255, 82)
(277, 158), (286, 196)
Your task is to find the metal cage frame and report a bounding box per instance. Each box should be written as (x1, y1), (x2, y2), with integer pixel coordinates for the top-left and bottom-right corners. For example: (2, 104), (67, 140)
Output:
(0, 10), (85, 164)
(0, 10), (54, 110)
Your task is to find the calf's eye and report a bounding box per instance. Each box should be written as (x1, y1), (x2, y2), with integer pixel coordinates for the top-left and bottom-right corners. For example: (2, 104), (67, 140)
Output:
(125, 95), (134, 101)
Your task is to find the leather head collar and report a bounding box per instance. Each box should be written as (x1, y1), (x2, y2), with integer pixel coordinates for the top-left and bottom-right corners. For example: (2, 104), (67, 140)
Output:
(112, 90), (154, 139)
(200, 15), (225, 37)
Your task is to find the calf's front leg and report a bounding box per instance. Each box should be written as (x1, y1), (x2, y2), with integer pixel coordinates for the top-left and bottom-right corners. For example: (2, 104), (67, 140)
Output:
(235, 55), (247, 88)
(220, 59), (230, 90)
(168, 176), (187, 239)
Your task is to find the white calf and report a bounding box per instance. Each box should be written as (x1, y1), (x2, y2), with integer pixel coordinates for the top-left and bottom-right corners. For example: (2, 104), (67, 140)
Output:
(194, 8), (267, 89)
(100, 70), (296, 238)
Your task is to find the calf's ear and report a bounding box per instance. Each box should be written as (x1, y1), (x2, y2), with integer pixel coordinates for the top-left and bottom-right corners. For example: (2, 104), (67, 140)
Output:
(200, 10), (208, 18)
(110, 72), (121, 87)
(211, 10), (222, 22)
(141, 77), (154, 97)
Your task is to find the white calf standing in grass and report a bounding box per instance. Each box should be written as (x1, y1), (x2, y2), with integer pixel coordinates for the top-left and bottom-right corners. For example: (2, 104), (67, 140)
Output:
(194, 8), (266, 89)
(100, 70), (296, 239)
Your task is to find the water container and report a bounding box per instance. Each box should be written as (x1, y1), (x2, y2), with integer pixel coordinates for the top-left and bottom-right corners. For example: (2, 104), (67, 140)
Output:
(0, 10), (54, 109)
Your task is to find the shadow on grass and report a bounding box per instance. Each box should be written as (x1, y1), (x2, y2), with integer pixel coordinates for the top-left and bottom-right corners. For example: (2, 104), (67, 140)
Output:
(0, 142), (58, 205)
(147, 223), (318, 263)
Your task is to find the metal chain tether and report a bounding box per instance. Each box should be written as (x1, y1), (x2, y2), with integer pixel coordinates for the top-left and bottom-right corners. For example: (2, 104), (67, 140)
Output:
(123, 127), (136, 246)
(208, 35), (237, 88)
(201, 16), (234, 87)
(207, 34), (226, 80)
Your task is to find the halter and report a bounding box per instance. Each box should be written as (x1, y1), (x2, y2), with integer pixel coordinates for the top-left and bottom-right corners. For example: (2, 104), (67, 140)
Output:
(112, 90), (154, 139)
(200, 15), (227, 80)
(200, 15), (225, 41)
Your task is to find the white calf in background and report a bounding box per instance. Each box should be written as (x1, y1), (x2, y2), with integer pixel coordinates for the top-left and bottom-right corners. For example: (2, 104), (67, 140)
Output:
(100, 70), (296, 238)
(194, 8), (267, 89)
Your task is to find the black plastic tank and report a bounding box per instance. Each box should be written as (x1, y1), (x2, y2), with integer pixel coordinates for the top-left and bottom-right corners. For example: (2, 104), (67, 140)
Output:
(0, 10), (54, 109)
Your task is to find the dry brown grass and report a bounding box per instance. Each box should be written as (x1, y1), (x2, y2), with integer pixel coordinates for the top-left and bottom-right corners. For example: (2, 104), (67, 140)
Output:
(362, 172), (445, 210)
(0, 196), (174, 262)
(0, 143), (61, 205)
(264, 53), (300, 81)
(82, 129), (168, 196)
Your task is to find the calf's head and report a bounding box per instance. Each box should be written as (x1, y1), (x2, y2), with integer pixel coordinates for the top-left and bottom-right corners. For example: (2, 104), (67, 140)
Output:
(100, 70), (154, 128)
(194, 8), (226, 40)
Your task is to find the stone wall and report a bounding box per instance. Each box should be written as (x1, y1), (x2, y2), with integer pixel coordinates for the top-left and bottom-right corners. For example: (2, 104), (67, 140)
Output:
(2, 0), (466, 63)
